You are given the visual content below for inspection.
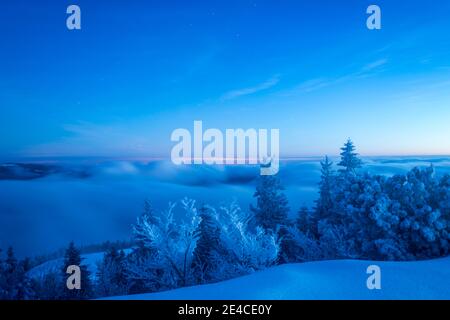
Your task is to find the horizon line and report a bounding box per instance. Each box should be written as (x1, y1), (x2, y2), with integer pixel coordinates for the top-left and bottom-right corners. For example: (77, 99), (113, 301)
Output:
(1, 154), (450, 163)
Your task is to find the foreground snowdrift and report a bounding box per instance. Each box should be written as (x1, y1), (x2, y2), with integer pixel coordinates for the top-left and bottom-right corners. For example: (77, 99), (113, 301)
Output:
(108, 257), (450, 300)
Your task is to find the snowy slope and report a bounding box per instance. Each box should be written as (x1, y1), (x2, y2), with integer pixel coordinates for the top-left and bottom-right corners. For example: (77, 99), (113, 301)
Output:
(28, 252), (105, 280)
(28, 249), (132, 280)
(108, 257), (450, 300)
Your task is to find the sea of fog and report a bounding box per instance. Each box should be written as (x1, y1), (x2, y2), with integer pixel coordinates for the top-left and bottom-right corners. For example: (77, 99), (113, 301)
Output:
(1, 157), (450, 257)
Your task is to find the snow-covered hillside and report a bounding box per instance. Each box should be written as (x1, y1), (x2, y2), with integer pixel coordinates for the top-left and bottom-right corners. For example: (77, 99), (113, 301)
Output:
(108, 257), (450, 300)
(28, 252), (106, 280)
(28, 249), (132, 280)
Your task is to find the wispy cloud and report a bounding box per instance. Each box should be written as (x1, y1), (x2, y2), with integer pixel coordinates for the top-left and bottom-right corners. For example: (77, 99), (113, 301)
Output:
(287, 58), (389, 96)
(295, 78), (334, 94)
(221, 76), (280, 100)
(361, 58), (388, 72)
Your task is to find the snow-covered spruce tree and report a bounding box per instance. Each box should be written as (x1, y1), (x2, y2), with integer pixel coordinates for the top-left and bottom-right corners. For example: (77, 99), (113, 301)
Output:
(315, 156), (335, 223)
(315, 154), (387, 259)
(0, 247), (35, 300)
(316, 167), (409, 260)
(250, 174), (290, 232)
(384, 166), (449, 258)
(125, 250), (161, 294)
(310, 156), (337, 244)
(15, 258), (34, 300)
(191, 205), (222, 283)
(33, 271), (62, 300)
(0, 247), (18, 299)
(131, 198), (200, 288)
(438, 174), (450, 253)
(250, 173), (291, 264)
(338, 139), (362, 174)
(0, 249), (5, 299)
(296, 206), (313, 235)
(308, 153), (356, 258)
(96, 247), (128, 297)
(61, 242), (93, 299)
(289, 141), (449, 261)
(315, 160), (449, 260)
(317, 142), (403, 259)
(5, 247), (18, 298)
(344, 173), (407, 260)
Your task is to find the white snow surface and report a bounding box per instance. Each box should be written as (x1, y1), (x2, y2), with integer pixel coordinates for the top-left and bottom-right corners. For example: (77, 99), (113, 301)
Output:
(107, 257), (450, 300)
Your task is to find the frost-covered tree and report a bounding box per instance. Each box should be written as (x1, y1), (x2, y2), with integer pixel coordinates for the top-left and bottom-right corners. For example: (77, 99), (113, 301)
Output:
(311, 158), (449, 260)
(134, 200), (157, 251)
(125, 199), (164, 294)
(383, 166), (449, 258)
(317, 221), (358, 259)
(343, 173), (406, 260)
(16, 258), (34, 300)
(0, 249), (5, 298)
(250, 175), (290, 232)
(125, 248), (164, 294)
(0, 247), (34, 300)
(438, 173), (450, 228)
(276, 205), (315, 264)
(296, 206), (313, 235)
(0, 247), (18, 299)
(61, 242), (93, 299)
(316, 156), (334, 221)
(338, 139), (362, 174)
(132, 198), (200, 287)
(96, 247), (128, 297)
(192, 205), (222, 283)
(131, 199), (280, 287)
(34, 271), (61, 300)
(216, 201), (279, 276)
(282, 226), (323, 262)
(4, 247), (18, 298)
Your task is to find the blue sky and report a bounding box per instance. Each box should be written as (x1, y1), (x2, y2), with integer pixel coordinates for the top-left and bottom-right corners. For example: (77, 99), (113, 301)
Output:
(1, 0), (450, 159)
